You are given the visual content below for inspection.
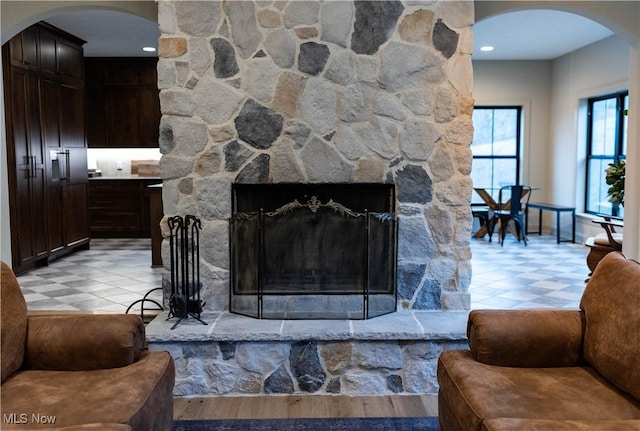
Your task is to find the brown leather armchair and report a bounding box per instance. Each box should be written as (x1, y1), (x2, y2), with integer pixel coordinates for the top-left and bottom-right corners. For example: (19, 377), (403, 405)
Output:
(1, 262), (175, 430)
(437, 252), (640, 431)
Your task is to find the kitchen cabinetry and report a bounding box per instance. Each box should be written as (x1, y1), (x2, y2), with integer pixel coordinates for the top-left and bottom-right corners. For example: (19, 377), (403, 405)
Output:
(4, 64), (49, 270)
(3, 23), (88, 274)
(85, 58), (160, 148)
(8, 26), (38, 70)
(88, 179), (160, 238)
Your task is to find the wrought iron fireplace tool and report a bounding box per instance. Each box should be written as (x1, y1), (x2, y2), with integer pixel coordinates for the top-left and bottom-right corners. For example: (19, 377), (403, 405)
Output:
(166, 214), (207, 329)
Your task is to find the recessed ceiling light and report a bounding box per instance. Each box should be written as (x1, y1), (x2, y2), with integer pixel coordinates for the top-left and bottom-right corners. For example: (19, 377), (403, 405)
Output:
(143, 46), (157, 52)
(480, 46), (494, 52)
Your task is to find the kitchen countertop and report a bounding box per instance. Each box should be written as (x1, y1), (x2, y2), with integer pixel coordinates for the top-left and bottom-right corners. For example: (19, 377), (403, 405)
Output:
(89, 176), (161, 181)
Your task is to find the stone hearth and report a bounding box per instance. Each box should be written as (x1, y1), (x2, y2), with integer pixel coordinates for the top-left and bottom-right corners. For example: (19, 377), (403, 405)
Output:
(147, 310), (468, 396)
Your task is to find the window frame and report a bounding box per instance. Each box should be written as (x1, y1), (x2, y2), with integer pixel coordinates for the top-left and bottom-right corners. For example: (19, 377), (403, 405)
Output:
(585, 91), (628, 217)
(471, 105), (523, 203)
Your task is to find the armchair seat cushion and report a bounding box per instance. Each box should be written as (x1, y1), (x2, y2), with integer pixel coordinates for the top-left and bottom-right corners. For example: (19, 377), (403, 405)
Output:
(23, 425), (132, 431)
(482, 418), (640, 431)
(593, 232), (623, 246)
(1, 352), (174, 430)
(438, 350), (640, 431)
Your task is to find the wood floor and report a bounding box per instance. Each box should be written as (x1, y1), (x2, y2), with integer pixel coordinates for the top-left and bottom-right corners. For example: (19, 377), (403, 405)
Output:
(174, 394), (438, 420)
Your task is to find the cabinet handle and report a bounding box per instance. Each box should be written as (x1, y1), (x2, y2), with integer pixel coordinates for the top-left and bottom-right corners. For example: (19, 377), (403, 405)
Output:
(25, 155), (37, 178)
(31, 155), (37, 178)
(57, 150), (71, 182)
(23, 156), (31, 179)
(65, 150), (71, 183)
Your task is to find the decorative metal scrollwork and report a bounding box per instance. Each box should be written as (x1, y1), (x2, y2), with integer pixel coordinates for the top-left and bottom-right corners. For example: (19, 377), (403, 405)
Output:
(232, 197), (396, 222)
(266, 196), (363, 218)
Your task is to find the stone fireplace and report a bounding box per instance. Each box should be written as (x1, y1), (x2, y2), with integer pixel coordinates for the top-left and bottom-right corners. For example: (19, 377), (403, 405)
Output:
(149, 0), (474, 397)
(157, 0), (474, 314)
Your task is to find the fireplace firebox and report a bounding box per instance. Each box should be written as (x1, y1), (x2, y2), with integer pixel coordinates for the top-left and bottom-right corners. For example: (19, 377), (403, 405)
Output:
(230, 184), (397, 319)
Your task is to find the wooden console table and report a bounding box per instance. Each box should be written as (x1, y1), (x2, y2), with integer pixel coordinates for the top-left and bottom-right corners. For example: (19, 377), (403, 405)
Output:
(526, 202), (575, 244)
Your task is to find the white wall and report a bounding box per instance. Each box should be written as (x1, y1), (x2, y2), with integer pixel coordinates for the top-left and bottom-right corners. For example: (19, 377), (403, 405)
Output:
(472, 60), (552, 230)
(550, 35), (630, 242)
(625, 42), (640, 261)
(0, 63), (10, 264)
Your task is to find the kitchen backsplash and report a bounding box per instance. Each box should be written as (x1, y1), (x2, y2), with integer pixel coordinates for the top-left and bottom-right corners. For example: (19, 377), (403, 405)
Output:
(88, 148), (161, 177)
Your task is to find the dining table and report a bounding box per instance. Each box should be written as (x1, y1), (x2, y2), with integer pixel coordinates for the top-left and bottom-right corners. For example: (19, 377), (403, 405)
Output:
(472, 187), (533, 240)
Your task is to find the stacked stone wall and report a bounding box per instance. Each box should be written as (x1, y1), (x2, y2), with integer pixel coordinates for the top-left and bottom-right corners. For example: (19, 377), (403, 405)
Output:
(152, 338), (468, 396)
(157, 0), (474, 312)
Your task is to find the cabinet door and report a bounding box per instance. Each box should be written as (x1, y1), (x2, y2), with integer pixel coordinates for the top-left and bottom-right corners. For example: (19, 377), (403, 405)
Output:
(38, 30), (58, 77)
(63, 183), (89, 247)
(66, 146), (88, 186)
(85, 84), (107, 147)
(138, 59), (158, 85)
(139, 87), (160, 147)
(27, 76), (49, 261)
(47, 183), (65, 253)
(7, 67), (49, 268)
(57, 38), (83, 81)
(107, 86), (140, 146)
(9, 27), (38, 69)
(40, 78), (61, 148)
(59, 83), (86, 148)
(48, 148), (88, 252)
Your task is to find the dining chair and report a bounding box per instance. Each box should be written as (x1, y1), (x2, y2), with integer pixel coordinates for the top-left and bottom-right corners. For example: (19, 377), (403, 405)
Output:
(492, 185), (532, 246)
(472, 188), (499, 241)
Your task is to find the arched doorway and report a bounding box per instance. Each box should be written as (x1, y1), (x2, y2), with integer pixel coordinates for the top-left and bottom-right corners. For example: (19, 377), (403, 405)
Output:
(473, 1), (640, 261)
(0, 1), (165, 311)
(1, 1), (160, 267)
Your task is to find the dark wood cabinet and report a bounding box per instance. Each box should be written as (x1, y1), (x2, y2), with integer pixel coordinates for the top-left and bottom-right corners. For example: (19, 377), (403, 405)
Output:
(89, 179), (159, 238)
(37, 26), (84, 82)
(3, 23), (88, 274)
(4, 65), (49, 270)
(85, 58), (160, 148)
(47, 147), (90, 257)
(8, 27), (38, 70)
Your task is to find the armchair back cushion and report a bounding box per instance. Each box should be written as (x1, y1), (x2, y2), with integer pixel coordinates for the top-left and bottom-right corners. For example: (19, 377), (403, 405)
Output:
(1, 261), (27, 382)
(580, 252), (640, 401)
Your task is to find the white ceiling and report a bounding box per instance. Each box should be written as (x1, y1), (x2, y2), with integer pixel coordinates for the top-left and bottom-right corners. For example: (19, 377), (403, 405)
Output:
(473, 9), (614, 60)
(44, 10), (159, 57)
(43, 7), (614, 60)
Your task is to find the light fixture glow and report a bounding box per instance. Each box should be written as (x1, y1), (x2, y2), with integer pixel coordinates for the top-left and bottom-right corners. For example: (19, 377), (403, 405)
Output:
(143, 46), (157, 52)
(480, 46), (494, 52)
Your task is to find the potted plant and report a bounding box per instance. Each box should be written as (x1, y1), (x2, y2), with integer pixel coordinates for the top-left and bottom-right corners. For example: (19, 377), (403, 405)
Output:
(605, 159), (625, 207)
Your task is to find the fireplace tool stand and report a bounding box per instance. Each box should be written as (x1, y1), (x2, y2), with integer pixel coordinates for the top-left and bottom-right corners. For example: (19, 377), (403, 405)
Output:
(166, 215), (207, 330)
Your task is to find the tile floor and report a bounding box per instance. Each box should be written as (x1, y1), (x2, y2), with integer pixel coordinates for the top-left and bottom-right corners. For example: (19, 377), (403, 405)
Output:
(17, 234), (591, 313)
(469, 235), (589, 309)
(18, 238), (163, 313)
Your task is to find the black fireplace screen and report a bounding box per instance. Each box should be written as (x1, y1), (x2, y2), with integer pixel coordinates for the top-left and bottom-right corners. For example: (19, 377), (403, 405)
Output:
(230, 184), (397, 319)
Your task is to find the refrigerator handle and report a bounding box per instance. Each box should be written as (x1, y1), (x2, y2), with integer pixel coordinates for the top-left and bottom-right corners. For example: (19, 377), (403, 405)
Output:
(64, 150), (71, 183)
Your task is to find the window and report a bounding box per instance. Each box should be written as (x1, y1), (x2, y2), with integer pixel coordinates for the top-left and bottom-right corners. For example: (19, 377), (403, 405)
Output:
(585, 91), (628, 217)
(471, 107), (522, 203)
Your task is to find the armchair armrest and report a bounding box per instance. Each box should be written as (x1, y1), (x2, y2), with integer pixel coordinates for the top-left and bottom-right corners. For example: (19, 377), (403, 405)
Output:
(468, 309), (584, 367)
(24, 314), (146, 371)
